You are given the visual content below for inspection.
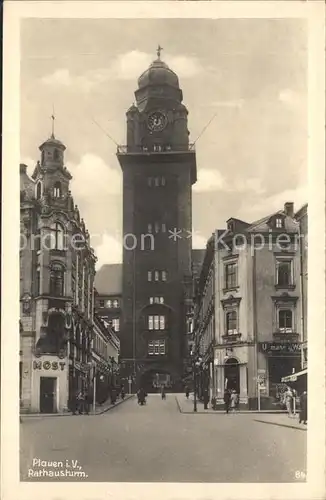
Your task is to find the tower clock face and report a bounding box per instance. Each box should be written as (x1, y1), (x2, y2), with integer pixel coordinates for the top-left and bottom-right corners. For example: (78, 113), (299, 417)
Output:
(147, 111), (167, 132)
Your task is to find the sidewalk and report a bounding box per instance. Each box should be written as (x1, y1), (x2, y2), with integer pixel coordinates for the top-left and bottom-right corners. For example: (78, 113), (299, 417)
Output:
(175, 394), (287, 414)
(20, 394), (134, 418)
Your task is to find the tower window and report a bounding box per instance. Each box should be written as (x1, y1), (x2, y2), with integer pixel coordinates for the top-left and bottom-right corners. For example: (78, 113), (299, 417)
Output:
(276, 260), (293, 286)
(161, 177), (166, 186)
(154, 222), (160, 233)
(226, 310), (238, 335)
(154, 271), (159, 281)
(41, 151), (45, 165)
(53, 148), (60, 161)
(36, 181), (42, 200)
(148, 315), (166, 330)
(155, 177), (160, 187)
(148, 340), (165, 356)
(48, 221), (65, 250)
(53, 181), (62, 198)
(278, 309), (293, 333)
(147, 223), (152, 234)
(148, 271), (152, 282)
(161, 271), (167, 282)
(148, 177), (152, 187)
(161, 223), (166, 233)
(50, 263), (65, 297)
(149, 297), (164, 304)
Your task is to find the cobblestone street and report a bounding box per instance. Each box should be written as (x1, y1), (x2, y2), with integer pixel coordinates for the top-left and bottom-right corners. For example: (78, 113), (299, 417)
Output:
(20, 394), (307, 483)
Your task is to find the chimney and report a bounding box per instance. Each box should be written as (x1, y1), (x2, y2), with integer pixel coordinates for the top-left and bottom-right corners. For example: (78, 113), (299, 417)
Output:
(20, 163), (27, 174)
(284, 202), (294, 218)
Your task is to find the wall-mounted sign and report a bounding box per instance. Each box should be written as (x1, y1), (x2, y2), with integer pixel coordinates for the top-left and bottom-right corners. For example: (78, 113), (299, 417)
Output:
(259, 342), (301, 355)
(33, 360), (66, 371)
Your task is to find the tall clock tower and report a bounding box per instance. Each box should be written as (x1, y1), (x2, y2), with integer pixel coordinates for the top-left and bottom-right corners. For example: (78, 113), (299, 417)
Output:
(117, 48), (197, 392)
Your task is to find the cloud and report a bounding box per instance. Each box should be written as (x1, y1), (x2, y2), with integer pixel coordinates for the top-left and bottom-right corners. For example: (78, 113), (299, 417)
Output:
(40, 51), (203, 91)
(67, 154), (121, 199)
(21, 157), (36, 177)
(193, 169), (226, 192)
(193, 169), (265, 195)
(240, 184), (307, 221)
(93, 233), (122, 269)
(192, 230), (208, 249)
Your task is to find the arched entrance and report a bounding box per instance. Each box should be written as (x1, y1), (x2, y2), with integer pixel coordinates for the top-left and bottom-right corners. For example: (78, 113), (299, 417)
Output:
(140, 369), (172, 393)
(224, 358), (240, 393)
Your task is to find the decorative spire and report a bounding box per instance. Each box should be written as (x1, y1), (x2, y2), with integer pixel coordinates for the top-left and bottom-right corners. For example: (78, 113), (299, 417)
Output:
(156, 44), (163, 60)
(51, 105), (55, 138)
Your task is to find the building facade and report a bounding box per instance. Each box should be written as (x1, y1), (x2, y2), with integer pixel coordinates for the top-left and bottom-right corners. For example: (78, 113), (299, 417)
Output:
(91, 315), (120, 403)
(94, 263), (123, 336)
(193, 202), (305, 409)
(20, 133), (97, 413)
(295, 204), (308, 369)
(117, 49), (197, 391)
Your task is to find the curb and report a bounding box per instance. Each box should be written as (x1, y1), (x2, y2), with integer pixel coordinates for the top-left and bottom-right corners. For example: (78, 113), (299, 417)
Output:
(97, 395), (134, 414)
(20, 395), (134, 418)
(175, 398), (288, 414)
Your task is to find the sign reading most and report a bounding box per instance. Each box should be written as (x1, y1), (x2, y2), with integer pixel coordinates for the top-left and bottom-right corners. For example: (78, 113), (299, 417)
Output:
(33, 360), (66, 371)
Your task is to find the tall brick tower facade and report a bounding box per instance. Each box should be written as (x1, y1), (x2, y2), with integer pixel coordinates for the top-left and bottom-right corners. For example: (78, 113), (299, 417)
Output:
(117, 48), (197, 391)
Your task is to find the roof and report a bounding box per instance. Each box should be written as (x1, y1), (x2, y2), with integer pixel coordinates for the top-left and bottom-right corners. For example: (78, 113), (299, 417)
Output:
(247, 209), (299, 233)
(94, 263), (122, 296)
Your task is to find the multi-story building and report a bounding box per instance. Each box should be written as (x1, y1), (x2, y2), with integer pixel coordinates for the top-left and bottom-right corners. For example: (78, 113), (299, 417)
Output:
(94, 263), (122, 335)
(20, 132), (97, 413)
(193, 202), (305, 409)
(117, 48), (197, 392)
(295, 204), (308, 369)
(91, 315), (120, 404)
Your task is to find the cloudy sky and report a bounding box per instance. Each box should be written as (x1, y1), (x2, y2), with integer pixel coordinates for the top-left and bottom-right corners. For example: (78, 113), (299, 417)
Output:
(20, 18), (307, 269)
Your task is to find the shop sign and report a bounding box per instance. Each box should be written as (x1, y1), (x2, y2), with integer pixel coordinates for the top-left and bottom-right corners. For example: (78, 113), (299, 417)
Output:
(259, 342), (301, 354)
(33, 360), (66, 371)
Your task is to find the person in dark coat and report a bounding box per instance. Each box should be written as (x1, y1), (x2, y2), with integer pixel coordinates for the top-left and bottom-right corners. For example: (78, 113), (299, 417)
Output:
(161, 385), (166, 400)
(137, 387), (146, 405)
(83, 390), (90, 415)
(299, 390), (307, 424)
(203, 389), (209, 410)
(224, 390), (231, 414)
(111, 388), (117, 405)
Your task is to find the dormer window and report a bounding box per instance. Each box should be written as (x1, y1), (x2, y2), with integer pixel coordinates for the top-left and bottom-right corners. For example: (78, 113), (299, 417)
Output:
(275, 217), (284, 229)
(53, 181), (62, 198)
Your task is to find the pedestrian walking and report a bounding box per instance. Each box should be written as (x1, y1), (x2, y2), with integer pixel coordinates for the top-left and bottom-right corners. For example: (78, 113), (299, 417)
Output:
(284, 386), (294, 417)
(299, 390), (307, 424)
(77, 390), (84, 415)
(203, 388), (209, 410)
(230, 390), (237, 413)
(161, 385), (166, 400)
(224, 389), (231, 414)
(185, 385), (190, 399)
(83, 390), (90, 415)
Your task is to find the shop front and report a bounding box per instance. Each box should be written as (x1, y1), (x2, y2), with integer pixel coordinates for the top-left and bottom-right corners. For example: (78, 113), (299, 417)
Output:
(31, 355), (69, 413)
(259, 342), (302, 406)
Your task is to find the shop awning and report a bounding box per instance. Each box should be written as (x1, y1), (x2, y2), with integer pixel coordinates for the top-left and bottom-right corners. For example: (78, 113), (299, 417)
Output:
(281, 368), (307, 383)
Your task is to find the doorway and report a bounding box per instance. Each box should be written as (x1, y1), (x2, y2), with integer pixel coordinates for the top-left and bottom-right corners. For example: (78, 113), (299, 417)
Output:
(40, 377), (56, 413)
(224, 358), (240, 393)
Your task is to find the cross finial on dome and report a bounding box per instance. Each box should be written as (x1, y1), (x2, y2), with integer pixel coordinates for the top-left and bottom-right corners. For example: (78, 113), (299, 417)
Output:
(51, 104), (55, 139)
(156, 44), (163, 60)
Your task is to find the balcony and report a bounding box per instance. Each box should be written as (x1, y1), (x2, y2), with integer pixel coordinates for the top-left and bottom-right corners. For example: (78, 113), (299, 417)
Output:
(222, 331), (242, 344)
(273, 330), (299, 342)
(117, 144), (195, 155)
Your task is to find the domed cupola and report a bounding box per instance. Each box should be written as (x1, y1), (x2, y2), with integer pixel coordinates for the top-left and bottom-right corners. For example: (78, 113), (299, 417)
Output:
(135, 46), (183, 109)
(39, 133), (66, 169)
(138, 59), (180, 90)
